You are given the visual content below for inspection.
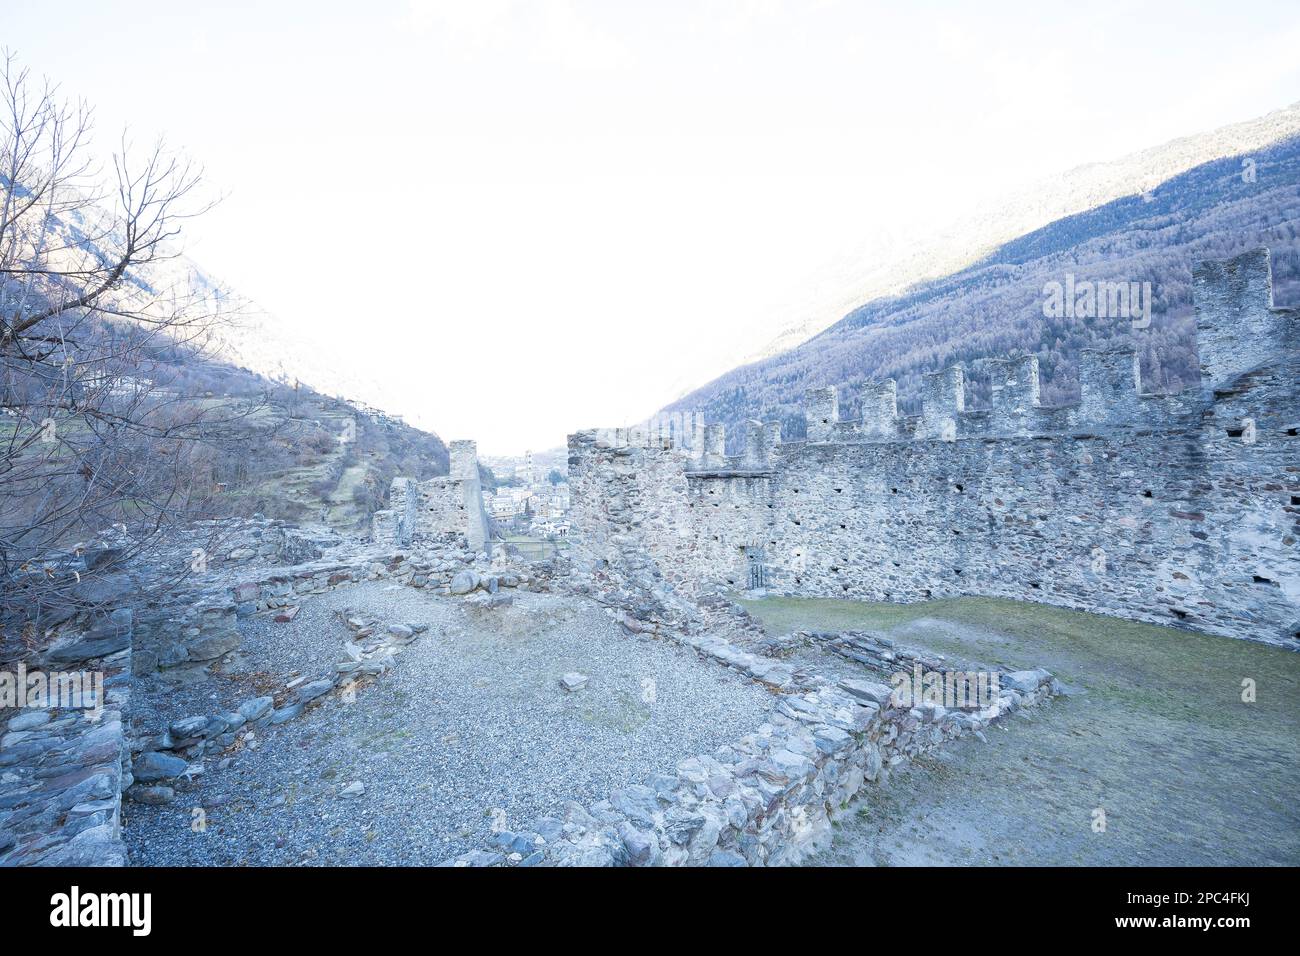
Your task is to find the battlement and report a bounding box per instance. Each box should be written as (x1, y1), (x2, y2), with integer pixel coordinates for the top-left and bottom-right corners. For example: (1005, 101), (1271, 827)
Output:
(689, 416), (782, 476)
(988, 355), (1040, 434)
(1194, 247), (1295, 393)
(918, 365), (965, 441)
(569, 409), (782, 478)
(786, 340), (1179, 443)
(804, 387), (839, 442)
(860, 380), (900, 438)
(1077, 349), (1142, 425)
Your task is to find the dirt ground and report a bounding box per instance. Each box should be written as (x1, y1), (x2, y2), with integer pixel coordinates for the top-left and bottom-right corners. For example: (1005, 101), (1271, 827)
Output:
(740, 595), (1300, 867)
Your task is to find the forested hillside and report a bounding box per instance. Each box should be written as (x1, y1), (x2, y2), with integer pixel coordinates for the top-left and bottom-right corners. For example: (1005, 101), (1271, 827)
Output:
(665, 135), (1300, 441)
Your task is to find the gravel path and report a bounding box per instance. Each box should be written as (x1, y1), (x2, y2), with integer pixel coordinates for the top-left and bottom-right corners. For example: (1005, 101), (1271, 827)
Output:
(126, 584), (774, 865)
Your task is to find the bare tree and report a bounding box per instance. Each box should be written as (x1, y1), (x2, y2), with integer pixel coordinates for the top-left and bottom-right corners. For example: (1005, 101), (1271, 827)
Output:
(0, 50), (258, 642)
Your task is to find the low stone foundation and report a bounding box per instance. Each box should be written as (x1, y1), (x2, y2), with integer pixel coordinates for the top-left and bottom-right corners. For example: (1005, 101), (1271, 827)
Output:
(131, 541), (503, 676)
(5, 518), (551, 865)
(445, 619), (1057, 866)
(124, 554), (540, 806)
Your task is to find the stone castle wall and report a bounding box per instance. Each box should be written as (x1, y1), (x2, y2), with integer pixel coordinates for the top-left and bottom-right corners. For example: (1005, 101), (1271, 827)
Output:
(567, 250), (1300, 648)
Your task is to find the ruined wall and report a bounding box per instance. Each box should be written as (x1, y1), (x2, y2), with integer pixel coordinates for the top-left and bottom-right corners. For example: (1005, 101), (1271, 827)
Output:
(1, 631), (130, 865)
(373, 439), (491, 553)
(568, 250), (1300, 648)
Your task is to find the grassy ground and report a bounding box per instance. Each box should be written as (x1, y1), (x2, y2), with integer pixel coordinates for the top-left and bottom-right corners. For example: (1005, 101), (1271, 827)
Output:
(739, 595), (1300, 866)
(325, 462), (369, 527)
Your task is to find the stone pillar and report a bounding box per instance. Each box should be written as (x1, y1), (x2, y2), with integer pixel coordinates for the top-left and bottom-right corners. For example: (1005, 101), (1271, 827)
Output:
(742, 420), (765, 469)
(762, 420), (782, 461)
(448, 439), (489, 553)
(860, 380), (899, 438)
(1194, 248), (1280, 392)
(989, 356), (1041, 434)
(450, 440), (478, 480)
(704, 424), (726, 454)
(804, 387), (839, 442)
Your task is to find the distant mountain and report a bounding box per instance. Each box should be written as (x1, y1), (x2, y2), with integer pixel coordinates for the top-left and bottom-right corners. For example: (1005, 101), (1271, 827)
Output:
(1, 175), (450, 528)
(1, 164), (415, 433)
(664, 110), (1300, 441)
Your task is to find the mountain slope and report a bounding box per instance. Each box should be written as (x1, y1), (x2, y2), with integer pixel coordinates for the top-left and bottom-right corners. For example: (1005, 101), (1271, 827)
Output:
(665, 127), (1300, 441)
(1, 176), (450, 531)
(200, 375), (451, 530)
(740, 101), (1300, 370)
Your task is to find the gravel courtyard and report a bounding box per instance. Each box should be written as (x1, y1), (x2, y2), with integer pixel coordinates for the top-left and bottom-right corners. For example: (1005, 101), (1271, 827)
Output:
(125, 584), (774, 865)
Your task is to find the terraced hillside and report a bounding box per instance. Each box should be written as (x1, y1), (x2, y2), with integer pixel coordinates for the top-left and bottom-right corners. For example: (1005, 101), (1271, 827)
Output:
(200, 373), (450, 532)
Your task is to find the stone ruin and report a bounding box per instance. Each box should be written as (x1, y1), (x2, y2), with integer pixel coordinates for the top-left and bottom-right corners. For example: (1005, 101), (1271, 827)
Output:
(371, 439), (492, 552)
(1, 437), (518, 867)
(2, 248), (1295, 869)
(566, 249), (1300, 649)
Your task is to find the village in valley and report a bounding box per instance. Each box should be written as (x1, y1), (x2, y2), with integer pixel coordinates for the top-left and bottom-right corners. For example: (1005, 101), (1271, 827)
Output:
(481, 450), (571, 542)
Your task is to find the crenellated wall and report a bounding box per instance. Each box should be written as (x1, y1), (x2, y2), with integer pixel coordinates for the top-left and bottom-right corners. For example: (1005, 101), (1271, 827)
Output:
(568, 250), (1300, 648)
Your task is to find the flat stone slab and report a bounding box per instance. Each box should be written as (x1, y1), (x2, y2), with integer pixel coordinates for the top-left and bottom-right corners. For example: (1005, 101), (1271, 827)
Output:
(559, 672), (588, 692)
(838, 678), (893, 705)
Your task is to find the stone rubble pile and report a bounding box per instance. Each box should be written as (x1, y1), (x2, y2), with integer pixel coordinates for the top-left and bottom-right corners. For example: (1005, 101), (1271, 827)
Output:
(122, 555), (540, 808)
(131, 537), (535, 676)
(141, 514), (347, 571)
(124, 609), (442, 806)
(4, 506), (556, 866)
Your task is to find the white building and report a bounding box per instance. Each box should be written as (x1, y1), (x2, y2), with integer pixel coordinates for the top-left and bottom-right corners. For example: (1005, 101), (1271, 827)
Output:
(490, 492), (520, 520)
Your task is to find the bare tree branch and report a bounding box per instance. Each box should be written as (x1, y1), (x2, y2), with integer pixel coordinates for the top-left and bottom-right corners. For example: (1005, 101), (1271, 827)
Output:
(0, 49), (257, 633)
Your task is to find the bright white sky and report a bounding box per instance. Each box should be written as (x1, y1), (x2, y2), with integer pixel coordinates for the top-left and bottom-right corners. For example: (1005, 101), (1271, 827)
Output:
(7, 0), (1300, 454)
